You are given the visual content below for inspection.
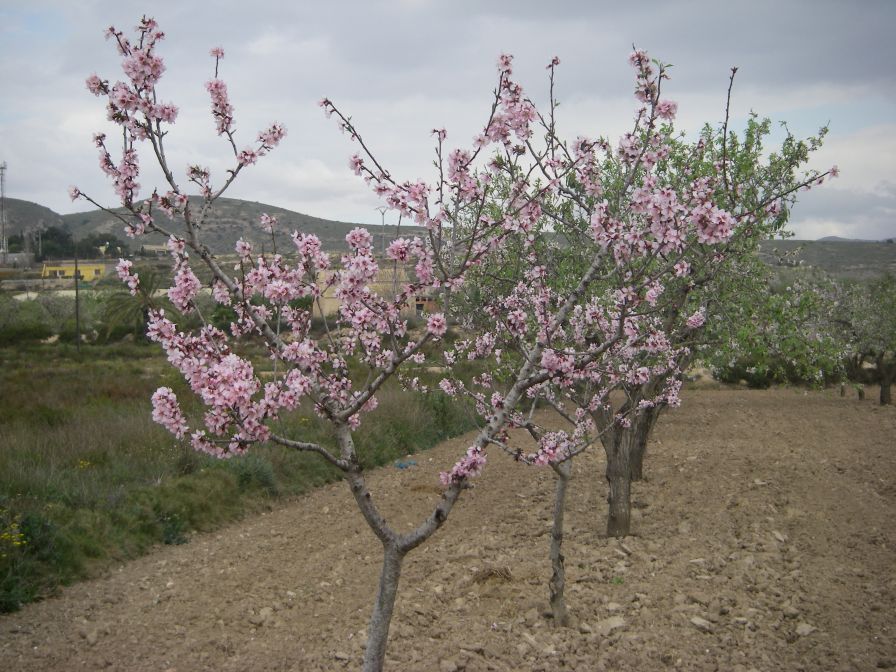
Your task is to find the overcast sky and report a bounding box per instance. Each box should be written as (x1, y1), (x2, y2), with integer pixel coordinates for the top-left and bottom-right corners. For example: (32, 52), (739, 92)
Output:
(1, 0), (894, 240)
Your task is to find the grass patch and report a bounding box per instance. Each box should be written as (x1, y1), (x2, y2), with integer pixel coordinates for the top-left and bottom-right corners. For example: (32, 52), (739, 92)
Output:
(0, 342), (475, 612)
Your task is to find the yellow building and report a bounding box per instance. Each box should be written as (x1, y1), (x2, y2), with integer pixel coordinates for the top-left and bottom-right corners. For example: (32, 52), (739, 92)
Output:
(313, 263), (439, 318)
(41, 261), (107, 280)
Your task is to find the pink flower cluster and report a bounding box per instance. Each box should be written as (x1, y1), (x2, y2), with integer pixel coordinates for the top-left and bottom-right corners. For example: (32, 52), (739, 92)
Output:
(439, 445), (487, 486)
(116, 258), (139, 295)
(206, 78), (234, 136)
(151, 387), (188, 438)
(686, 308), (706, 329)
(168, 263), (202, 312)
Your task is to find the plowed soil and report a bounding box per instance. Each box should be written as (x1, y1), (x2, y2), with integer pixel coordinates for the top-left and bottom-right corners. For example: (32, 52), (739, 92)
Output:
(2, 387), (895, 671)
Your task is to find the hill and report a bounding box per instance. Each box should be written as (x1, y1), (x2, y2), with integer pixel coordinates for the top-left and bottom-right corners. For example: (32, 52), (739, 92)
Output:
(59, 197), (423, 254)
(757, 239), (896, 280)
(1, 198), (66, 236)
(3, 197), (894, 277)
(3, 197), (423, 255)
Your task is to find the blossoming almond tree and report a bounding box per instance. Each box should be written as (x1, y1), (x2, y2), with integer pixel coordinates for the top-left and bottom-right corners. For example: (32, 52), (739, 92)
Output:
(431, 51), (731, 623)
(440, 53), (836, 623)
(70, 17), (676, 670)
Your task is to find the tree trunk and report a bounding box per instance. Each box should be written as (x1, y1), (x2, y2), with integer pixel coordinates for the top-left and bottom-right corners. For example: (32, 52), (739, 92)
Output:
(362, 544), (405, 672)
(605, 430), (634, 538)
(840, 382), (846, 397)
(858, 386), (866, 401)
(876, 358), (894, 406)
(629, 406), (660, 482)
(548, 460), (572, 626)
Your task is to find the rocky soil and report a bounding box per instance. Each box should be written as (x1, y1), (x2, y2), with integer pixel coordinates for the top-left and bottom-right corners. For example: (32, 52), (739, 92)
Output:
(2, 387), (894, 671)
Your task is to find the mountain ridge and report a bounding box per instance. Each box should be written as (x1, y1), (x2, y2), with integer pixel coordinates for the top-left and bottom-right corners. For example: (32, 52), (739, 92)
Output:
(2, 197), (894, 279)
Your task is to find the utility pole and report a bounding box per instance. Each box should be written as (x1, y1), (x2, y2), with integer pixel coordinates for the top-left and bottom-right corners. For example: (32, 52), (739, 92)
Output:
(74, 254), (81, 354)
(375, 206), (388, 256)
(1, 161), (8, 265)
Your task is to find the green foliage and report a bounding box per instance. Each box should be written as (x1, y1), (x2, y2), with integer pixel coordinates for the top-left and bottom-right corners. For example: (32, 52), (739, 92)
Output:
(832, 274), (896, 395)
(99, 265), (172, 340)
(706, 274), (846, 387)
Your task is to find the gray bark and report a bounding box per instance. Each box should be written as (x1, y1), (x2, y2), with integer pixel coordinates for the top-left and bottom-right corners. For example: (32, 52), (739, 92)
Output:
(548, 460), (572, 626)
(605, 429), (634, 537)
(629, 405), (660, 482)
(362, 544), (405, 672)
(875, 357), (894, 406)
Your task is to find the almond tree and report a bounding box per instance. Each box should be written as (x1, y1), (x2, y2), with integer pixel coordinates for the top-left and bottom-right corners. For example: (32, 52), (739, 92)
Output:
(707, 271), (845, 390)
(437, 51), (735, 620)
(832, 275), (896, 404)
(70, 18), (696, 670)
(439, 53), (836, 624)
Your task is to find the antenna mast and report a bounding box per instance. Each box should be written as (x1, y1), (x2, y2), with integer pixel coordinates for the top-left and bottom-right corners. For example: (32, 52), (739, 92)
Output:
(0, 161), (7, 265)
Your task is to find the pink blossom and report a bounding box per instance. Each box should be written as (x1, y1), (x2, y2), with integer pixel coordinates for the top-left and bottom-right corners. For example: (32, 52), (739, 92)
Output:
(686, 308), (706, 329)
(656, 99), (678, 120)
(166, 235), (185, 256)
(209, 47), (225, 59)
(259, 213), (277, 233)
(440, 446), (487, 486)
(168, 264), (202, 311)
(531, 431), (571, 465)
(151, 103), (178, 123)
(152, 387), (189, 438)
(68, 186), (81, 201)
(235, 238), (252, 259)
(116, 258), (139, 295)
(497, 53), (513, 74)
(628, 49), (649, 68)
(121, 46), (166, 89)
(85, 74), (106, 96)
(237, 148), (258, 166)
(349, 154), (364, 175)
(386, 238), (411, 261)
(346, 227), (373, 251)
(257, 122), (286, 148)
(426, 313), (447, 339)
(206, 78), (234, 135)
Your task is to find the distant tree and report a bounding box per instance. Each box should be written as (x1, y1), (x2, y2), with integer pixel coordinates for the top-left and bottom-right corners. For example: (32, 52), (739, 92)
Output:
(75, 232), (130, 259)
(6, 233), (25, 254)
(35, 226), (75, 260)
(834, 275), (896, 405)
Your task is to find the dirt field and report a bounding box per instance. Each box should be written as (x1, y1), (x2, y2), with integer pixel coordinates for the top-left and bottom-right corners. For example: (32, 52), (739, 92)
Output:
(2, 387), (894, 671)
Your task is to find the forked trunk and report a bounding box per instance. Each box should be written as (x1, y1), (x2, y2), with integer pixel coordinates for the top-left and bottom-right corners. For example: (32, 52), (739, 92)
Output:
(362, 544), (405, 672)
(605, 430), (634, 537)
(548, 460), (572, 626)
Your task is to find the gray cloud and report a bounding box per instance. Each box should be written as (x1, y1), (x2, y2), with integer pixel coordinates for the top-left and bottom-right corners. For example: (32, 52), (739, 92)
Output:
(1, 0), (893, 238)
